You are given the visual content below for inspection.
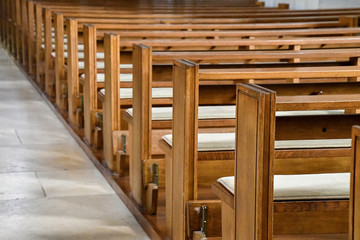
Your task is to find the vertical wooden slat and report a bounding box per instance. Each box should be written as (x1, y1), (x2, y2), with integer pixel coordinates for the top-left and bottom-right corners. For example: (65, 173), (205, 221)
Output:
(235, 84), (275, 240)
(27, 1), (35, 74)
(10, 0), (16, 55)
(66, 18), (79, 125)
(54, 13), (65, 108)
(6, 0), (11, 49)
(103, 33), (121, 171)
(35, 3), (42, 83)
(170, 59), (198, 240)
(21, 0), (28, 66)
(0, 0), (3, 43)
(131, 44), (152, 206)
(44, 8), (52, 95)
(15, 0), (21, 60)
(83, 24), (97, 145)
(349, 125), (360, 240)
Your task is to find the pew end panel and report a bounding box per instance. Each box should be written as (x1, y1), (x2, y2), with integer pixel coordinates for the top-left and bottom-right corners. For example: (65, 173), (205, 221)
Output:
(349, 125), (360, 240)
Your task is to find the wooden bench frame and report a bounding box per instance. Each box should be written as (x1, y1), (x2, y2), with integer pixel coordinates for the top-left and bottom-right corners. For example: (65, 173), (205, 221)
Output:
(122, 44), (360, 213)
(75, 21), (359, 148)
(100, 34), (360, 171)
(161, 60), (360, 239)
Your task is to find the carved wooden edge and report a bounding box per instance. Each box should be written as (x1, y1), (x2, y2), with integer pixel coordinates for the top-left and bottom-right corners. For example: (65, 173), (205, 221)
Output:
(349, 125), (360, 240)
(211, 182), (234, 209)
(235, 83), (275, 240)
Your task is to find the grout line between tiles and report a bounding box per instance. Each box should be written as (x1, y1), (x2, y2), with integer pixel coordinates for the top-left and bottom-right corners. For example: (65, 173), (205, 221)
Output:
(14, 129), (23, 145)
(34, 172), (47, 198)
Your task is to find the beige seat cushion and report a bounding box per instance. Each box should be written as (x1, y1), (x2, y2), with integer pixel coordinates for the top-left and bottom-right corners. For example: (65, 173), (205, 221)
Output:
(50, 51), (103, 59)
(276, 110), (344, 116)
(126, 105), (236, 121)
(51, 37), (68, 44)
(100, 87), (172, 99)
(78, 61), (105, 70)
(79, 73), (132, 82)
(162, 133), (351, 152)
(78, 62), (132, 70)
(125, 107), (344, 121)
(217, 173), (349, 201)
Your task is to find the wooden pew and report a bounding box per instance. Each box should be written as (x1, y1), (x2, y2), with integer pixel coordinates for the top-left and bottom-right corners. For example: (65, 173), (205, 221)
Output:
(35, 5), (358, 102)
(80, 24), (360, 150)
(212, 82), (358, 240)
(8, 0), (360, 73)
(160, 60), (360, 239)
(53, 15), (357, 116)
(100, 35), (360, 172)
(4, 1), (360, 239)
(31, 2), (291, 86)
(123, 45), (360, 213)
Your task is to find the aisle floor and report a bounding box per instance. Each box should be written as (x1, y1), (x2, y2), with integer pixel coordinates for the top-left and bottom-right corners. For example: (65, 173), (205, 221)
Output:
(0, 47), (149, 239)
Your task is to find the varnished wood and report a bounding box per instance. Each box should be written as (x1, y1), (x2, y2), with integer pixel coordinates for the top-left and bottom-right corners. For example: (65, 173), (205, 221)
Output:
(103, 33), (121, 171)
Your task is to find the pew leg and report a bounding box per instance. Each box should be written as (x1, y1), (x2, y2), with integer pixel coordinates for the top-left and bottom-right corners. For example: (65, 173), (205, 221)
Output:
(221, 202), (234, 240)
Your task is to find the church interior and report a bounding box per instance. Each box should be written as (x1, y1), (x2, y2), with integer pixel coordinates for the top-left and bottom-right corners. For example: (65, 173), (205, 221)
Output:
(0, 0), (360, 239)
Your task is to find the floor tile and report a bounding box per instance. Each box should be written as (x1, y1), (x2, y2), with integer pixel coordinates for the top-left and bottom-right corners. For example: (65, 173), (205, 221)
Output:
(0, 145), (95, 173)
(0, 69), (27, 81)
(0, 172), (45, 200)
(0, 194), (150, 240)
(0, 129), (22, 146)
(15, 129), (74, 145)
(37, 169), (115, 198)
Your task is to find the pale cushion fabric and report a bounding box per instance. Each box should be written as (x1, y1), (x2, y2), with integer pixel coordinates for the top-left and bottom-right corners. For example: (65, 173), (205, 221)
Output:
(52, 38), (68, 44)
(78, 62), (132, 70)
(276, 110), (344, 116)
(41, 44), (56, 50)
(100, 87), (172, 99)
(275, 139), (351, 149)
(125, 107), (344, 121)
(217, 173), (349, 201)
(163, 133), (236, 151)
(78, 61), (105, 70)
(126, 105), (236, 120)
(79, 73), (133, 82)
(50, 51), (104, 59)
(162, 133), (351, 152)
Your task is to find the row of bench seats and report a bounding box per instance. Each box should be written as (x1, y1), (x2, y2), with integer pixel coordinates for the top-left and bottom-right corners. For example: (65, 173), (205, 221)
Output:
(1, 0), (360, 239)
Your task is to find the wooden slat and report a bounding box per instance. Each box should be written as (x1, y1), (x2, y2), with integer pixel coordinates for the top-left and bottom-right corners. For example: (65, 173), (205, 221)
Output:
(131, 44), (152, 207)
(83, 24), (97, 145)
(103, 33), (120, 171)
(235, 84), (275, 240)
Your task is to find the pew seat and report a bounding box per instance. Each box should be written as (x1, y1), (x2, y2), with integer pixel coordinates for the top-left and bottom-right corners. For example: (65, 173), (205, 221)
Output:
(80, 73), (133, 82)
(41, 43), (84, 51)
(51, 51), (105, 59)
(77, 62), (132, 70)
(217, 172), (349, 201)
(162, 133), (351, 152)
(126, 106), (345, 121)
(99, 87), (173, 99)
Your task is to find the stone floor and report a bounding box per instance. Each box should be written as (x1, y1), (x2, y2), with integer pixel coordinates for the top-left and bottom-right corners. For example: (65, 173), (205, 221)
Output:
(0, 46), (149, 239)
